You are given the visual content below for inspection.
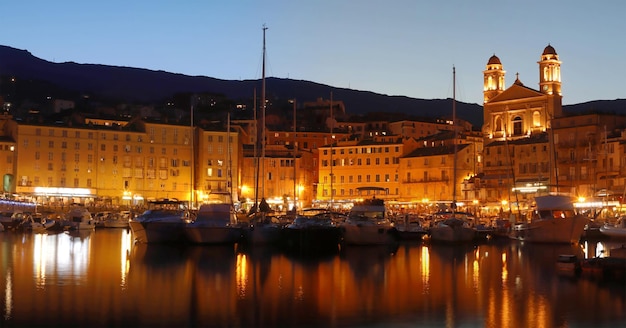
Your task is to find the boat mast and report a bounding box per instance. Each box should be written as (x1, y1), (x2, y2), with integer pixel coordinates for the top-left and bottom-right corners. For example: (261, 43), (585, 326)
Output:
(329, 91), (334, 209)
(253, 88), (259, 211)
(261, 24), (267, 201)
(190, 94), (195, 208)
(227, 109), (233, 198)
(452, 66), (457, 211)
(293, 98), (297, 212)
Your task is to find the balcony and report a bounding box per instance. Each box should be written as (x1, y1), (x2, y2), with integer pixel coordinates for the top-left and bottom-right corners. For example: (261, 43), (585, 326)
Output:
(402, 177), (449, 184)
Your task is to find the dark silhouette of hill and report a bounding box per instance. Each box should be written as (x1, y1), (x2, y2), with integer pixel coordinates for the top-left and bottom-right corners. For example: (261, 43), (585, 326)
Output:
(0, 45), (624, 127)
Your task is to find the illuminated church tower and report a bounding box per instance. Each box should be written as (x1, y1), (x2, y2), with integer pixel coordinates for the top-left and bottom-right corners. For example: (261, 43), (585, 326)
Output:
(483, 54), (505, 103)
(482, 45), (563, 140)
(538, 44), (561, 96)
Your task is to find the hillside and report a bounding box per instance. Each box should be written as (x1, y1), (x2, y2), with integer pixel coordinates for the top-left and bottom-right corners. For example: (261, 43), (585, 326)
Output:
(0, 45), (624, 127)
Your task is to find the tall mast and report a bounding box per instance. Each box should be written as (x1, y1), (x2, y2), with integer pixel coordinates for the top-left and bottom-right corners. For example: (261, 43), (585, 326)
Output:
(227, 109), (233, 198)
(452, 66), (457, 211)
(253, 88), (259, 210)
(329, 91), (334, 208)
(261, 24), (267, 200)
(293, 99), (297, 212)
(190, 94), (195, 208)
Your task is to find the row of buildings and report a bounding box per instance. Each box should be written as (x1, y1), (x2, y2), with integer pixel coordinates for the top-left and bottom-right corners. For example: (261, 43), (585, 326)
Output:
(1, 45), (624, 217)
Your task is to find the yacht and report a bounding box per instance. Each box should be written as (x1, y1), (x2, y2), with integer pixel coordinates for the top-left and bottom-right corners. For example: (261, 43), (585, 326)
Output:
(103, 211), (132, 228)
(599, 216), (626, 239)
(428, 211), (476, 243)
(185, 192), (243, 244)
(510, 194), (589, 244)
(340, 198), (397, 245)
(65, 204), (96, 231)
(282, 209), (342, 252)
(129, 198), (192, 243)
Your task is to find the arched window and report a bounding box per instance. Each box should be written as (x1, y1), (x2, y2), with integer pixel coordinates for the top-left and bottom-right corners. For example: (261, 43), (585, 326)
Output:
(512, 116), (523, 135)
(533, 111), (541, 127)
(494, 116), (503, 134)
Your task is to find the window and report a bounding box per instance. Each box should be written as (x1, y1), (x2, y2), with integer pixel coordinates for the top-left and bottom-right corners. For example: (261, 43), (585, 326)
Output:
(512, 116), (523, 135)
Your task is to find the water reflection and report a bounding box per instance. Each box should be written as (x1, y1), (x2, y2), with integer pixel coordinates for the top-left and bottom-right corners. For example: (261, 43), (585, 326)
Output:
(1, 229), (625, 327)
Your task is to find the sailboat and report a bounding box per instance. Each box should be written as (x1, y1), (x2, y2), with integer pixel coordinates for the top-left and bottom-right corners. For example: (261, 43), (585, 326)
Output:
(184, 112), (244, 244)
(241, 25), (282, 246)
(429, 66), (475, 243)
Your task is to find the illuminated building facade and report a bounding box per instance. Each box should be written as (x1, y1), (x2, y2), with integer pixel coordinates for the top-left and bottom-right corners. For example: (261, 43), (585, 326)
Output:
(3, 115), (205, 207)
(550, 113), (626, 201)
(239, 144), (315, 211)
(195, 126), (243, 204)
(480, 45), (563, 213)
(317, 136), (403, 208)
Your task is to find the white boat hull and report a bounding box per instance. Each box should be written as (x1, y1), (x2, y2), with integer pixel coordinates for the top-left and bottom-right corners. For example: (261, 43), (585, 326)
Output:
(599, 225), (626, 239)
(103, 220), (129, 228)
(510, 216), (588, 244)
(429, 225), (475, 243)
(129, 221), (186, 243)
(341, 224), (397, 245)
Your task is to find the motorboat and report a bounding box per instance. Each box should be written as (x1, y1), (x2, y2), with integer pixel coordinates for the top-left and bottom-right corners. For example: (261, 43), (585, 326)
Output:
(242, 212), (283, 245)
(281, 209), (342, 252)
(65, 204), (96, 231)
(393, 214), (428, 241)
(93, 211), (114, 228)
(509, 195), (589, 244)
(2, 211), (27, 231)
(428, 211), (475, 243)
(0, 211), (14, 230)
(598, 216), (626, 239)
(340, 198), (397, 245)
(129, 198), (191, 243)
(185, 192), (243, 244)
(13, 212), (56, 233)
(103, 211), (132, 228)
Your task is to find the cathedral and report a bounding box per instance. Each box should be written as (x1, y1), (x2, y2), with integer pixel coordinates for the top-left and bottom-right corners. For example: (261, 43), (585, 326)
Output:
(478, 45), (562, 212)
(482, 44), (562, 140)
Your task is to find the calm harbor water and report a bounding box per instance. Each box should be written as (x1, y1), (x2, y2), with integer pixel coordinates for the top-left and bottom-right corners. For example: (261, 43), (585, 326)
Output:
(1, 229), (625, 328)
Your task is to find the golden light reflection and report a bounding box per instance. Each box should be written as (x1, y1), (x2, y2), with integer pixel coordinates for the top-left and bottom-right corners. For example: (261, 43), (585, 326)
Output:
(120, 229), (133, 288)
(472, 248), (480, 290)
(33, 234), (47, 288)
(3, 269), (12, 320)
(421, 246), (430, 292)
(501, 252), (508, 283)
(236, 253), (248, 298)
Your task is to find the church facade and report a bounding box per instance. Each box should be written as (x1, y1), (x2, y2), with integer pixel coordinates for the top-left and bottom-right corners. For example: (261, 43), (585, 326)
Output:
(477, 45), (562, 215)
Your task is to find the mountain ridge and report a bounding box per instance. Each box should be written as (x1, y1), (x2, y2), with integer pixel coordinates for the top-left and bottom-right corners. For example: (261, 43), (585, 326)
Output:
(1, 45), (624, 127)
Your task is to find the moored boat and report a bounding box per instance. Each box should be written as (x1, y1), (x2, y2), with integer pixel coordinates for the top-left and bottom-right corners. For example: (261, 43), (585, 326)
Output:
(65, 204), (96, 231)
(428, 211), (476, 243)
(556, 254), (581, 276)
(509, 195), (588, 244)
(281, 209), (342, 252)
(185, 192), (243, 245)
(103, 211), (132, 228)
(129, 198), (192, 243)
(598, 216), (626, 239)
(393, 214), (428, 241)
(242, 213), (283, 245)
(340, 198), (397, 245)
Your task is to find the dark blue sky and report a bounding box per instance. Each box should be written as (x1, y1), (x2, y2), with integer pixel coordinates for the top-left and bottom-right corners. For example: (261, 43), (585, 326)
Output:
(2, 0), (623, 105)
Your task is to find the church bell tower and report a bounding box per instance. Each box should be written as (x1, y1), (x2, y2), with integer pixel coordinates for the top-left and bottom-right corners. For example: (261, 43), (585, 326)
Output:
(538, 44), (562, 96)
(483, 54), (505, 103)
